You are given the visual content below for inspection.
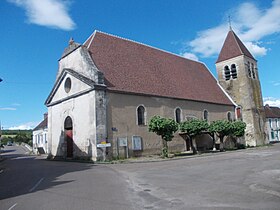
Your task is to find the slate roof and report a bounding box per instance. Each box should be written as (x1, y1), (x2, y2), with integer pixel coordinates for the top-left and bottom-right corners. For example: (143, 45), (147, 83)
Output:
(264, 105), (280, 118)
(33, 114), (48, 131)
(216, 30), (255, 63)
(84, 31), (234, 106)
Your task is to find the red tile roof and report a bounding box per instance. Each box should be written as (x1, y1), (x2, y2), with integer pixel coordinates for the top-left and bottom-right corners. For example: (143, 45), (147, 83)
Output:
(216, 30), (255, 63)
(85, 31), (234, 106)
(264, 105), (280, 118)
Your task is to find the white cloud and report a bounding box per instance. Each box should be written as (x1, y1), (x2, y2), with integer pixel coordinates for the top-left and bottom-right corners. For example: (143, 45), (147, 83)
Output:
(270, 81), (280, 86)
(8, 0), (76, 30)
(8, 122), (38, 130)
(244, 42), (267, 56)
(0, 107), (16, 111)
(183, 0), (280, 58)
(180, 52), (199, 61)
(263, 97), (280, 107)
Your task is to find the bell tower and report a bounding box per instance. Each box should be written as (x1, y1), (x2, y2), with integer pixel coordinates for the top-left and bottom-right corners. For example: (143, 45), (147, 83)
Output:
(215, 29), (267, 146)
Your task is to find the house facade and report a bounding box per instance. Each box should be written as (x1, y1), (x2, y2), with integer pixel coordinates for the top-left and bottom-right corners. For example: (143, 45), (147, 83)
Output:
(45, 30), (262, 161)
(33, 113), (48, 154)
(264, 104), (280, 142)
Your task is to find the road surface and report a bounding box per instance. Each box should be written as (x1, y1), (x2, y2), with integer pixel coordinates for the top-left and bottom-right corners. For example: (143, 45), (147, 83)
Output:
(1, 144), (280, 209)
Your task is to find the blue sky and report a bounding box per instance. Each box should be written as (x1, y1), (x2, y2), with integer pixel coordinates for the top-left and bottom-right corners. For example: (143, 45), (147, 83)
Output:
(0, 0), (280, 130)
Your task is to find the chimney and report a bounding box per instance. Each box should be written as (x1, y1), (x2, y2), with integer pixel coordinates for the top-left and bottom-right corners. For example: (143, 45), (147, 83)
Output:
(44, 113), (48, 119)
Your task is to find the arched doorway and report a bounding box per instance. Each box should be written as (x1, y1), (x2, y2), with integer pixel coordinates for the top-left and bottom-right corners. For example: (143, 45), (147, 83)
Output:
(64, 116), (73, 158)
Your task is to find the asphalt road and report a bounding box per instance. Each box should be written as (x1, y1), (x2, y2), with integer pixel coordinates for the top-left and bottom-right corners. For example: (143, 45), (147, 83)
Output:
(110, 144), (280, 210)
(1, 144), (280, 210)
(0, 145), (136, 210)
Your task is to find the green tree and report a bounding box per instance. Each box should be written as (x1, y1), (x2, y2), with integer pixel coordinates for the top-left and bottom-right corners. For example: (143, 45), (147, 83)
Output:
(179, 119), (209, 154)
(209, 120), (233, 151)
(148, 116), (178, 158)
(232, 121), (246, 149)
(232, 121), (246, 137)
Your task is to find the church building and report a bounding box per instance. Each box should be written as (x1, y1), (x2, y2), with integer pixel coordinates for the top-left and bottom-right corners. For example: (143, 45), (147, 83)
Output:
(45, 29), (266, 161)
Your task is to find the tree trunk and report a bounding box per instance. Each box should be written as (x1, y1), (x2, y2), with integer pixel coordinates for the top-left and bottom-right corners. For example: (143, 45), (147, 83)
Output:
(184, 135), (191, 151)
(220, 135), (225, 152)
(210, 133), (216, 151)
(190, 137), (197, 154)
(162, 138), (168, 158)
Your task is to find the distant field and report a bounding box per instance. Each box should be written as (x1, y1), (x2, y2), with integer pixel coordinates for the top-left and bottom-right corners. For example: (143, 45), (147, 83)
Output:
(2, 135), (17, 138)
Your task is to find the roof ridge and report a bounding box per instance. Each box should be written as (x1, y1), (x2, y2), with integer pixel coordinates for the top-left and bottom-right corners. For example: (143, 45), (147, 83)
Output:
(89, 30), (204, 65)
(231, 30), (244, 56)
(231, 30), (255, 60)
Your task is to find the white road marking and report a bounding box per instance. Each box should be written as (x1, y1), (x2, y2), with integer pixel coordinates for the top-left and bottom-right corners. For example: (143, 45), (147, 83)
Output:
(29, 177), (44, 192)
(250, 184), (280, 198)
(8, 203), (17, 210)
(11, 156), (34, 160)
(0, 169), (3, 174)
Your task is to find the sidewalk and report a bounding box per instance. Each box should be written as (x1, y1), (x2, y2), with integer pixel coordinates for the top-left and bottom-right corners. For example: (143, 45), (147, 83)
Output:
(100, 144), (275, 164)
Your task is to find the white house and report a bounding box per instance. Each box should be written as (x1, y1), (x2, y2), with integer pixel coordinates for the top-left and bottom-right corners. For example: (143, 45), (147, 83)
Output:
(264, 104), (280, 142)
(33, 113), (48, 154)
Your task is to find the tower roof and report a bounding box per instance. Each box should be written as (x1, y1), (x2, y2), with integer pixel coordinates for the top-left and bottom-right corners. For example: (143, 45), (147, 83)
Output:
(216, 30), (255, 63)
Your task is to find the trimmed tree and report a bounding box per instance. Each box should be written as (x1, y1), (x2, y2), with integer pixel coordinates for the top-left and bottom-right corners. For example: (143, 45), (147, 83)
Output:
(232, 121), (246, 148)
(179, 119), (209, 154)
(209, 120), (233, 151)
(232, 121), (246, 137)
(148, 116), (179, 158)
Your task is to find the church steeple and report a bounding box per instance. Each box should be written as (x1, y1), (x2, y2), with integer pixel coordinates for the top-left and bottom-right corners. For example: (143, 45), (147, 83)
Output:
(215, 29), (267, 147)
(216, 30), (255, 63)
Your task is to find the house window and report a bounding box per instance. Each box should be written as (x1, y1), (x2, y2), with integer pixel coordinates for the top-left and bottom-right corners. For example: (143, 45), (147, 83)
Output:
(269, 119), (272, 129)
(227, 112), (232, 121)
(271, 131), (275, 139)
(247, 62), (251, 78)
(175, 108), (182, 123)
(203, 110), (209, 122)
(137, 105), (146, 125)
(231, 64), (237, 79)
(224, 65), (231, 80)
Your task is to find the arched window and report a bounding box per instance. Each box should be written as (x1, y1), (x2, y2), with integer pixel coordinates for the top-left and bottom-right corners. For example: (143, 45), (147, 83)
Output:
(227, 112), (232, 121)
(247, 62), (251, 78)
(137, 105), (146, 125)
(251, 63), (256, 79)
(224, 66), (231, 80)
(231, 64), (237, 79)
(175, 108), (182, 123)
(203, 110), (209, 122)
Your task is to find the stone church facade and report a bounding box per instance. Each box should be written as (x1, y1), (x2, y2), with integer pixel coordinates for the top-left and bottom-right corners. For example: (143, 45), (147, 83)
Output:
(45, 29), (266, 161)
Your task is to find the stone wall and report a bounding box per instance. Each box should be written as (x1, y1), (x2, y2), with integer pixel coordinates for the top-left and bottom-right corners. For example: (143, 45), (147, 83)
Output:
(216, 55), (267, 146)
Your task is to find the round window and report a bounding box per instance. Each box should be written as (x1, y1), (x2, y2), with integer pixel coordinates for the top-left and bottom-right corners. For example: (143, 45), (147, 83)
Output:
(64, 77), (71, 93)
